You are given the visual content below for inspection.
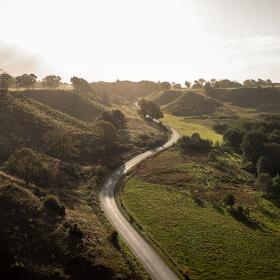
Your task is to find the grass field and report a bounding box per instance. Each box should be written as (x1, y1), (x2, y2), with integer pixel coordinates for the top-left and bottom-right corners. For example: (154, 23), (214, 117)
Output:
(162, 114), (223, 143)
(122, 178), (280, 280)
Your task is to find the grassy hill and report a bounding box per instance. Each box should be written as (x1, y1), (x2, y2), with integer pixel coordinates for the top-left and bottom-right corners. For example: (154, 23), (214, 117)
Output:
(149, 90), (182, 106)
(27, 90), (107, 122)
(162, 92), (222, 116)
(0, 162), (136, 280)
(0, 92), (104, 164)
(91, 80), (160, 103)
(121, 149), (280, 280)
(207, 88), (280, 112)
(148, 90), (222, 116)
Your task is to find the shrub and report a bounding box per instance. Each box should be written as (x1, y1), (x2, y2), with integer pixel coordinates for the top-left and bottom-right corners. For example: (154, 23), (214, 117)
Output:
(255, 173), (273, 196)
(179, 133), (212, 154)
(208, 151), (217, 161)
(223, 193), (235, 207)
(138, 99), (163, 119)
(257, 156), (273, 176)
(69, 224), (83, 239)
(223, 127), (244, 150)
(241, 130), (266, 164)
(4, 148), (50, 186)
(272, 175), (280, 199)
(43, 195), (65, 216)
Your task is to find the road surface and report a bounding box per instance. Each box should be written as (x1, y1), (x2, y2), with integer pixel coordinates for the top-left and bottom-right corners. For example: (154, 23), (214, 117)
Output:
(100, 128), (181, 280)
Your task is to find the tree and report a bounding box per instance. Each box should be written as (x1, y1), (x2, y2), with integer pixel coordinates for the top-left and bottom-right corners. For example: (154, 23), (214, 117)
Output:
(160, 82), (171, 90)
(138, 99), (163, 119)
(241, 130), (266, 164)
(243, 79), (257, 88)
(223, 127), (243, 150)
(43, 129), (80, 161)
(71, 76), (92, 92)
(272, 175), (280, 199)
(42, 75), (61, 90)
(255, 173), (273, 196)
(257, 78), (264, 88)
(172, 83), (181, 89)
(43, 195), (65, 216)
(4, 148), (49, 186)
(223, 193), (235, 207)
(184, 81), (191, 88)
(268, 129), (280, 144)
(198, 78), (206, 87)
(0, 72), (13, 93)
(15, 74), (37, 90)
(96, 120), (119, 151)
(204, 82), (211, 91)
(99, 109), (126, 129)
(257, 156), (273, 176)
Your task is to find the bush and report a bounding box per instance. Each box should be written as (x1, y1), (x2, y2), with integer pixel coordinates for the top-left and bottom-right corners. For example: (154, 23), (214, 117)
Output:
(69, 224), (83, 239)
(4, 148), (50, 186)
(208, 150), (217, 161)
(272, 175), (280, 199)
(179, 133), (212, 154)
(223, 193), (235, 207)
(138, 99), (163, 119)
(43, 195), (65, 216)
(223, 127), (244, 150)
(257, 156), (273, 176)
(255, 173), (273, 196)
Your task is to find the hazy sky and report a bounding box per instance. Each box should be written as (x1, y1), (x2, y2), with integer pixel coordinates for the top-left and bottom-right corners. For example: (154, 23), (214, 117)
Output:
(1, 0), (280, 83)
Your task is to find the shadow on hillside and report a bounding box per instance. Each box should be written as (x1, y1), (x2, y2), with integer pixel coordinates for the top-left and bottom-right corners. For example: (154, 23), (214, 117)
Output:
(227, 208), (263, 231)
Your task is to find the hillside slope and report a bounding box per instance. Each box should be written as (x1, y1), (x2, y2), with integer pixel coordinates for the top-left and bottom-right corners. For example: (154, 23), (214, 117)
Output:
(162, 92), (222, 116)
(27, 90), (107, 122)
(207, 88), (280, 112)
(0, 167), (136, 280)
(148, 90), (182, 106)
(0, 93), (102, 163)
(91, 80), (159, 103)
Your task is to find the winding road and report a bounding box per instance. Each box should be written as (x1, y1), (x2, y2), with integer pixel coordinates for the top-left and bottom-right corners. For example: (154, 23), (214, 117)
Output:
(100, 127), (180, 280)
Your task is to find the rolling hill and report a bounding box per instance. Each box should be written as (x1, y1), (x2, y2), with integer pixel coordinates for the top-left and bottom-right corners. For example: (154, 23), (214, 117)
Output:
(148, 90), (222, 116)
(27, 90), (107, 122)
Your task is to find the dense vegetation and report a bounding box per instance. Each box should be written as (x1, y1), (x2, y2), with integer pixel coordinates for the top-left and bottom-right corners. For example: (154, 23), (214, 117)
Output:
(221, 114), (280, 200)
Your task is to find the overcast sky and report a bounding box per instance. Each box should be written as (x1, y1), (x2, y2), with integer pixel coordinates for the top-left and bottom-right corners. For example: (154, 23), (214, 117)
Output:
(1, 0), (280, 83)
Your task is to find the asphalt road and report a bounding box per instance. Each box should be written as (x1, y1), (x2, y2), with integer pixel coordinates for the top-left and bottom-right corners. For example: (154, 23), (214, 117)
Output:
(100, 128), (181, 280)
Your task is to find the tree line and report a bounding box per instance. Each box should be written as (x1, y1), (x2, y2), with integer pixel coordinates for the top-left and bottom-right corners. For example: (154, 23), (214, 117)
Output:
(0, 71), (94, 93)
(221, 114), (280, 200)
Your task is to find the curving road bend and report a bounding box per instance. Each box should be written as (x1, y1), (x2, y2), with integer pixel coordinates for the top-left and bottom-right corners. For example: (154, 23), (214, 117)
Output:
(100, 128), (180, 280)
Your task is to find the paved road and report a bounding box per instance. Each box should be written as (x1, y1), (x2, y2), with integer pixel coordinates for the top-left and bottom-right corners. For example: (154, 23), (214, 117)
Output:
(100, 128), (181, 280)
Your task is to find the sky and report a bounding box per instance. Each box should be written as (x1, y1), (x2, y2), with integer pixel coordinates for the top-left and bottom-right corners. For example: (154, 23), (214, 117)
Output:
(1, 0), (280, 83)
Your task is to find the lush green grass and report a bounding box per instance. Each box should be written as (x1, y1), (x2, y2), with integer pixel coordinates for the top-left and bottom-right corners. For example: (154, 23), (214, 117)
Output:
(122, 178), (280, 280)
(162, 114), (223, 143)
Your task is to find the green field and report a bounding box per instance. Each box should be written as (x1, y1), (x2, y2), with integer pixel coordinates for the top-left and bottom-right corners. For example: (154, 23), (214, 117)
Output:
(162, 114), (223, 143)
(122, 178), (280, 280)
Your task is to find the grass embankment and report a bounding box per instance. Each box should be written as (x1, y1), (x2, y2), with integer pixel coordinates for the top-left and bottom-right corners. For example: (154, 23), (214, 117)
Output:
(122, 178), (280, 280)
(162, 114), (223, 143)
(121, 150), (280, 280)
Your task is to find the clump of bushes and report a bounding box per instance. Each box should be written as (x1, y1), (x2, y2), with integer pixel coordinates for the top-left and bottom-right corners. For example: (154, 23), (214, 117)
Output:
(43, 195), (65, 216)
(179, 133), (212, 154)
(4, 148), (50, 187)
(223, 193), (235, 207)
(69, 224), (83, 239)
(256, 173), (280, 199)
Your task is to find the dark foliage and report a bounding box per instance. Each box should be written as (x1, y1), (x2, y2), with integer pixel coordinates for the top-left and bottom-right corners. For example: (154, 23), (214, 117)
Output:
(179, 133), (212, 154)
(138, 99), (163, 119)
(43, 195), (65, 216)
(223, 193), (235, 207)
